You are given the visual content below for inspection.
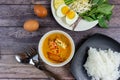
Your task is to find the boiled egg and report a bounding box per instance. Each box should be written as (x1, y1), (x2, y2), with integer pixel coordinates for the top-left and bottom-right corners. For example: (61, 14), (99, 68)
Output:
(66, 10), (78, 25)
(56, 4), (70, 17)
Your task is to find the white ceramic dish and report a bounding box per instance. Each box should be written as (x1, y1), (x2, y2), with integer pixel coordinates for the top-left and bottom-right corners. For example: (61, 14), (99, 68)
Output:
(38, 30), (75, 67)
(51, 0), (98, 31)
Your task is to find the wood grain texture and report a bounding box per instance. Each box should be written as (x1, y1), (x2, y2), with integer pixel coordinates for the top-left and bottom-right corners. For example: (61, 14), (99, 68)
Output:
(0, 78), (48, 80)
(0, 27), (120, 54)
(0, 0), (50, 5)
(0, 5), (118, 27)
(0, 0), (119, 79)
(0, 0), (119, 4)
(0, 54), (74, 79)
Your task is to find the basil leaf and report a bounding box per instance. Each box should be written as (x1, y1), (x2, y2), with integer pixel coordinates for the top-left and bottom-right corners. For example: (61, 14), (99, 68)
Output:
(106, 12), (112, 21)
(89, 8), (97, 15)
(97, 14), (104, 19)
(97, 0), (106, 5)
(96, 4), (114, 15)
(83, 16), (95, 22)
(92, 0), (99, 4)
(98, 17), (108, 28)
(90, 14), (97, 19)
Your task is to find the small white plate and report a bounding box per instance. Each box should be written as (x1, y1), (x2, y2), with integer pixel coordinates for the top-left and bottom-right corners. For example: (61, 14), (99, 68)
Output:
(51, 0), (98, 31)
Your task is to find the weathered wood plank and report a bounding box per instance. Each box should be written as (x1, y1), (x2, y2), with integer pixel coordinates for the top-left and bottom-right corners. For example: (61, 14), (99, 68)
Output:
(109, 0), (120, 4)
(0, 55), (74, 79)
(0, 5), (118, 27)
(0, 5), (53, 27)
(0, 5), (50, 17)
(0, 0), (118, 4)
(0, 78), (48, 80)
(0, 27), (120, 55)
(0, 0), (50, 5)
(0, 0), (119, 79)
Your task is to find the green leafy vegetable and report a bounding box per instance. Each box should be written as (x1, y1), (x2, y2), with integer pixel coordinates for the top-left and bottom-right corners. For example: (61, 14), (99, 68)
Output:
(64, 0), (75, 5)
(96, 4), (114, 15)
(106, 13), (112, 21)
(83, 16), (95, 21)
(98, 15), (108, 28)
(79, 0), (114, 28)
(92, 0), (99, 4)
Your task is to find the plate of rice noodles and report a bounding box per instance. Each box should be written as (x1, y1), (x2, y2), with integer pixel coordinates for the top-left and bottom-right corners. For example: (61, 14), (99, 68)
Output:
(71, 33), (120, 80)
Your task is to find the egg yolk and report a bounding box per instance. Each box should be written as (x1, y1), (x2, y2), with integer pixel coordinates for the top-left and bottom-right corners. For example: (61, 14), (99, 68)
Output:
(61, 6), (69, 15)
(66, 10), (75, 19)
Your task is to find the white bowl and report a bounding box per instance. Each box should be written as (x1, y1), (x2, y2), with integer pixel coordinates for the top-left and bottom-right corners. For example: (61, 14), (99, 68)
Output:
(38, 30), (75, 67)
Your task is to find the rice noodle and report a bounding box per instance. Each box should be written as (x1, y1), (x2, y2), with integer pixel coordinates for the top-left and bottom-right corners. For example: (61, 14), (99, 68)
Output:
(84, 47), (120, 80)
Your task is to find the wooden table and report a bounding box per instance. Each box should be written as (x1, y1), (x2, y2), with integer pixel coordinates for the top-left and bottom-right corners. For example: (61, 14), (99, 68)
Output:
(0, 0), (119, 80)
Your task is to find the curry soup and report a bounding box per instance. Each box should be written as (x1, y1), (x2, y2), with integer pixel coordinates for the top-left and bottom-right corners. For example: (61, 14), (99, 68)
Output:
(42, 33), (72, 63)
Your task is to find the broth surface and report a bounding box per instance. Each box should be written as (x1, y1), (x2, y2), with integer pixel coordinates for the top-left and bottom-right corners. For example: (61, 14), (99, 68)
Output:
(42, 33), (72, 63)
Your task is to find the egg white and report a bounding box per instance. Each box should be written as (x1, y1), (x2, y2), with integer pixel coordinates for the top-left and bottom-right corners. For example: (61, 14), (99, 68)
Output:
(66, 12), (79, 25)
(56, 4), (68, 18)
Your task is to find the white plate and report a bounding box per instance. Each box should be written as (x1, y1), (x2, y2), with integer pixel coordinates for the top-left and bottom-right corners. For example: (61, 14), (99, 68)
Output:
(51, 0), (98, 31)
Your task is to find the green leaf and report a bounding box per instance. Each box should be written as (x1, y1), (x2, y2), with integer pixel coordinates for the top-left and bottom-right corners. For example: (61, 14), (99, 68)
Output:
(90, 14), (97, 19)
(79, 11), (88, 16)
(92, 0), (99, 4)
(83, 16), (95, 21)
(97, 0), (104, 5)
(97, 0), (108, 5)
(106, 12), (112, 21)
(98, 17), (108, 28)
(96, 4), (114, 15)
(89, 8), (97, 14)
(97, 14), (104, 19)
(64, 0), (74, 5)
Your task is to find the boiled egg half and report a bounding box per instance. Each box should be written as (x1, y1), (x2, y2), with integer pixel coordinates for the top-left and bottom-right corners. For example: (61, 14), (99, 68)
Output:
(56, 4), (70, 17)
(66, 10), (78, 25)
(56, 4), (78, 25)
